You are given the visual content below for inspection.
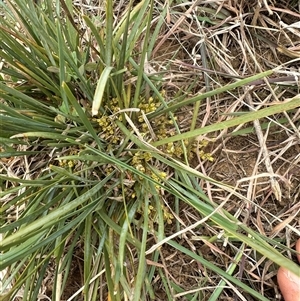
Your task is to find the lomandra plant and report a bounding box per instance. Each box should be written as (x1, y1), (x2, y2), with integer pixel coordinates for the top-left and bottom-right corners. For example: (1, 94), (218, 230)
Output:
(1, 1), (300, 301)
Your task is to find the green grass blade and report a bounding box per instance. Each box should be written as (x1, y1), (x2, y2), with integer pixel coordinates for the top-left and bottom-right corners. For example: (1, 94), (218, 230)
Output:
(153, 95), (300, 146)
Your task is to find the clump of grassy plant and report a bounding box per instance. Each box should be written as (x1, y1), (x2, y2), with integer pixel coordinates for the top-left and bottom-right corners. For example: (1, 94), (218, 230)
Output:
(1, 1), (300, 301)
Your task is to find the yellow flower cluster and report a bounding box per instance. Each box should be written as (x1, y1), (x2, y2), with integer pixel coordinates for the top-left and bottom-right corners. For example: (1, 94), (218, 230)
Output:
(163, 139), (214, 162)
(137, 95), (176, 142)
(163, 208), (174, 224)
(198, 150), (214, 162)
(104, 165), (114, 176)
(191, 140), (214, 162)
(165, 142), (184, 157)
(94, 115), (120, 145)
(138, 97), (160, 114)
(147, 204), (174, 224)
(58, 149), (79, 169)
(87, 92), (213, 226)
(132, 151), (152, 165)
(151, 171), (167, 190)
(105, 97), (120, 114)
(59, 159), (76, 168)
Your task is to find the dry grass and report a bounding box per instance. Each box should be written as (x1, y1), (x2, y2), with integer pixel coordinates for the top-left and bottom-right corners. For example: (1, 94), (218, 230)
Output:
(148, 1), (300, 300)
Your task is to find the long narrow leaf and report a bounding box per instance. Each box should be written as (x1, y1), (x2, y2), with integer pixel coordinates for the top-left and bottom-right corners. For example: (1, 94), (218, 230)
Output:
(153, 96), (300, 146)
